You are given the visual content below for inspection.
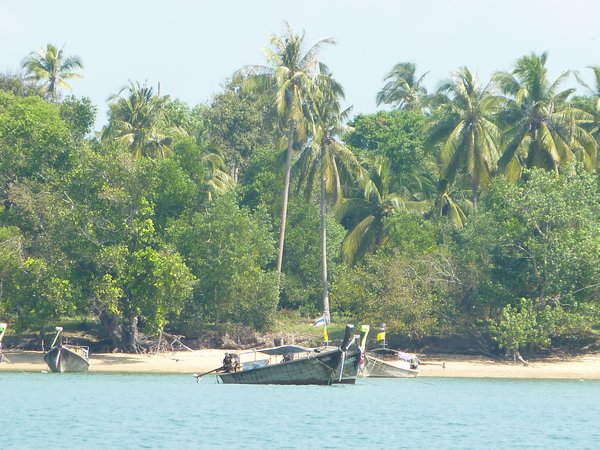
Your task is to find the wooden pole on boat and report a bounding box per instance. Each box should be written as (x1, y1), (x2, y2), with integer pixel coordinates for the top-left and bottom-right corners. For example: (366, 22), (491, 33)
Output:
(50, 327), (63, 349)
(336, 324), (356, 382)
(193, 366), (223, 382)
(340, 324), (355, 352)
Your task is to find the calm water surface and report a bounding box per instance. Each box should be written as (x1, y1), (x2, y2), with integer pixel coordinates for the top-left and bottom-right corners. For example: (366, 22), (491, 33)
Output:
(1, 373), (599, 449)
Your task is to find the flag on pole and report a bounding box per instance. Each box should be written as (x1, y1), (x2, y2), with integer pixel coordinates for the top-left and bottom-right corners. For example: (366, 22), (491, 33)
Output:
(376, 323), (386, 342)
(323, 325), (329, 343)
(313, 315), (327, 327)
(359, 325), (370, 350)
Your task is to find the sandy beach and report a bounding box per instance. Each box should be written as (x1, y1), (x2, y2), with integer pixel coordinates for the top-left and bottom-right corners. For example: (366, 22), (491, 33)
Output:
(1, 349), (599, 379)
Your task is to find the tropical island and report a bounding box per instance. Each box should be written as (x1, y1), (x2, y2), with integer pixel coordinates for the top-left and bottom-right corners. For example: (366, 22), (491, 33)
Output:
(1, 25), (599, 373)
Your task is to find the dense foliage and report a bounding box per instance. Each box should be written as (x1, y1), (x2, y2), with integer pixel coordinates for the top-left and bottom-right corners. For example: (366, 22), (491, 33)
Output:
(1, 33), (599, 355)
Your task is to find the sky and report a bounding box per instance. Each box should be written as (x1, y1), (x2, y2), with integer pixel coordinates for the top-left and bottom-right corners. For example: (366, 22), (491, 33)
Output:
(1, 0), (600, 131)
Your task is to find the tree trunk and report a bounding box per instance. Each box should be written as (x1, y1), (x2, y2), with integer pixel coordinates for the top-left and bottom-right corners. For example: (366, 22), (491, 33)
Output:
(320, 145), (331, 323)
(123, 313), (140, 353)
(276, 121), (295, 276)
(99, 309), (123, 351)
(472, 178), (479, 213)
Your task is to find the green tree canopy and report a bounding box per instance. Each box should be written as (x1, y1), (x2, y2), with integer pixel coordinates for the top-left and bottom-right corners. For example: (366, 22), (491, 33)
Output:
(453, 167), (600, 345)
(201, 78), (275, 181)
(168, 193), (278, 330)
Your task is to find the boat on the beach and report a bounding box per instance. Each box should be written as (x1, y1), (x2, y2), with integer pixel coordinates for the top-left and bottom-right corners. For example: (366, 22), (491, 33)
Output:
(360, 352), (419, 378)
(43, 327), (90, 373)
(359, 325), (420, 378)
(216, 324), (362, 385)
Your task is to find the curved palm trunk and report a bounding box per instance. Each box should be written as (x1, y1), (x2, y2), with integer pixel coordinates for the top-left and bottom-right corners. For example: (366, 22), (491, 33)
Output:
(276, 122), (296, 276)
(472, 178), (479, 213)
(320, 144), (331, 323)
(48, 77), (57, 101)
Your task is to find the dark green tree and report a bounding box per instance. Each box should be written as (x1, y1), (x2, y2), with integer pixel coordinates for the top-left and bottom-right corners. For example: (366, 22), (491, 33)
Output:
(59, 96), (97, 141)
(0, 92), (74, 206)
(168, 193), (278, 330)
(279, 196), (346, 316)
(453, 168), (600, 346)
(344, 111), (438, 200)
(56, 147), (197, 351)
(202, 78), (275, 181)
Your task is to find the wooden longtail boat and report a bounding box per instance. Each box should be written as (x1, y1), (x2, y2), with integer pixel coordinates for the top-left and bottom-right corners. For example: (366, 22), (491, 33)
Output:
(43, 327), (90, 373)
(359, 347), (420, 378)
(334, 324), (370, 384)
(217, 324), (361, 385)
(359, 355), (419, 378)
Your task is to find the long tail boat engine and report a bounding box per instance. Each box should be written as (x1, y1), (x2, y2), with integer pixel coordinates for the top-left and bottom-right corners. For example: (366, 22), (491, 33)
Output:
(222, 352), (241, 372)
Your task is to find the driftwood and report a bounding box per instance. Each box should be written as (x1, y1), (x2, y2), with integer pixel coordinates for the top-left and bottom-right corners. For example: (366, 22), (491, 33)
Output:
(512, 349), (529, 366)
(155, 330), (193, 355)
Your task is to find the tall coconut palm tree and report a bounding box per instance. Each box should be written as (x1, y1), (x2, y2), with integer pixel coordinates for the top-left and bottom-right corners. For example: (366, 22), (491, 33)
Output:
(102, 81), (172, 159)
(494, 52), (596, 179)
(21, 44), (83, 100)
(376, 62), (429, 111)
(427, 67), (501, 210)
(294, 70), (363, 321)
(237, 23), (335, 276)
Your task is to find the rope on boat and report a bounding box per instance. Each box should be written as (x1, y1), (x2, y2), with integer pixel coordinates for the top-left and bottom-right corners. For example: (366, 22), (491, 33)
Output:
(306, 351), (338, 372)
(307, 350), (356, 381)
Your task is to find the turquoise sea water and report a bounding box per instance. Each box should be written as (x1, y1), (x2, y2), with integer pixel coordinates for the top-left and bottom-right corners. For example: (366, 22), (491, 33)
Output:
(1, 373), (599, 449)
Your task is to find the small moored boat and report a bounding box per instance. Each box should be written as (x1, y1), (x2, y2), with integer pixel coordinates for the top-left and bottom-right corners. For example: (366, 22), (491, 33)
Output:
(360, 348), (420, 378)
(43, 327), (90, 373)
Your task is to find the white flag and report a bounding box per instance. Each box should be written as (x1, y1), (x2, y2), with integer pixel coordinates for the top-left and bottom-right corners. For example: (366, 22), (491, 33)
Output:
(313, 315), (327, 327)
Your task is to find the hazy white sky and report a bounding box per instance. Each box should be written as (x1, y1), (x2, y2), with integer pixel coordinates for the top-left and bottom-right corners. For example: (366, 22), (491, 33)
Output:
(1, 0), (599, 130)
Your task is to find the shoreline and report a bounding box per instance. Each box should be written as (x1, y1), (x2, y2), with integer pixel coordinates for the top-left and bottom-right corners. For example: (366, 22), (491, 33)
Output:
(2, 349), (600, 379)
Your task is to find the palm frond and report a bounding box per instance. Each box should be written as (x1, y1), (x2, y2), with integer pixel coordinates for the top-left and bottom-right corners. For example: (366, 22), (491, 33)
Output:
(341, 215), (375, 265)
